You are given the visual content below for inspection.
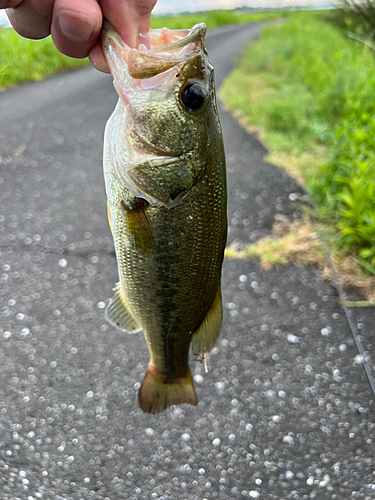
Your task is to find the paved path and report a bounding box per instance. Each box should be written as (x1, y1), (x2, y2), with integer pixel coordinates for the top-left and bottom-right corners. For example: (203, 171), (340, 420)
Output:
(0, 23), (374, 500)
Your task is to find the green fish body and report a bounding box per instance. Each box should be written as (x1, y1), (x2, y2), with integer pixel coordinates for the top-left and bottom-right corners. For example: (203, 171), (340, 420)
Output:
(102, 23), (227, 413)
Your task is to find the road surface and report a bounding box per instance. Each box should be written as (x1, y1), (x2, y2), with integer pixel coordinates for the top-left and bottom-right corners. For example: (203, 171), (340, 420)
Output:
(1, 22), (374, 500)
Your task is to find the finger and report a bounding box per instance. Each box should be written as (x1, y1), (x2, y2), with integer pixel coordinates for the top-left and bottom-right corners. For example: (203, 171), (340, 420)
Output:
(51, 0), (102, 58)
(0, 0), (22, 7)
(99, 0), (156, 48)
(6, 0), (54, 39)
(89, 42), (110, 73)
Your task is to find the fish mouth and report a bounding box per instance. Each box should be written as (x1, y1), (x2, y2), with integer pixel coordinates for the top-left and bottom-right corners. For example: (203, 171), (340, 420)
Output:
(102, 22), (206, 79)
(102, 23), (209, 207)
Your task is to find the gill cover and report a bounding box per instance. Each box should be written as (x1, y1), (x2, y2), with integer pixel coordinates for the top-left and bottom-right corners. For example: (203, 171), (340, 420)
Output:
(102, 22), (213, 207)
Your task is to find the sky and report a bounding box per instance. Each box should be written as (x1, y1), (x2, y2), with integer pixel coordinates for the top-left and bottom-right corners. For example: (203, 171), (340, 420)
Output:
(0, 11), (10, 27)
(152, 0), (332, 13)
(0, 0), (332, 26)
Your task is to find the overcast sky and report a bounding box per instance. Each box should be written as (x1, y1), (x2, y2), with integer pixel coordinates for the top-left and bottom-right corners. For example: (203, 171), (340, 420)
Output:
(0, 0), (332, 26)
(0, 11), (10, 26)
(153, 0), (331, 13)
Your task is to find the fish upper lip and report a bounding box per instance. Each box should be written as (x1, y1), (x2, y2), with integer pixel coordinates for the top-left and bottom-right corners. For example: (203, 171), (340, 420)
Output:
(104, 22), (206, 54)
(103, 23), (206, 80)
(142, 23), (206, 53)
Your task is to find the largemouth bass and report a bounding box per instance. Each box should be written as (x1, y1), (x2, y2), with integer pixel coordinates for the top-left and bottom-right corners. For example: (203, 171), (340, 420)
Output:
(102, 22), (227, 413)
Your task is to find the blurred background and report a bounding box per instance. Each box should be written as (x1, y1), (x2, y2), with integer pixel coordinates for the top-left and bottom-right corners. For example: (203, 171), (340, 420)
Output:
(1, 2), (375, 498)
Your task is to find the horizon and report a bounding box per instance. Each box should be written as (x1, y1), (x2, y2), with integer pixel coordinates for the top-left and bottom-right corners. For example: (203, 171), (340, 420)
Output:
(0, 1), (333, 28)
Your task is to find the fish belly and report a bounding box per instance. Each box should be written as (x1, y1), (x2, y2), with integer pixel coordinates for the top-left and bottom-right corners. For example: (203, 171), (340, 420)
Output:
(104, 155), (226, 412)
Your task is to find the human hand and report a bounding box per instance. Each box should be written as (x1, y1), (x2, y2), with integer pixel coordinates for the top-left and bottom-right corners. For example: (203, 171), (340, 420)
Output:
(1, 0), (157, 73)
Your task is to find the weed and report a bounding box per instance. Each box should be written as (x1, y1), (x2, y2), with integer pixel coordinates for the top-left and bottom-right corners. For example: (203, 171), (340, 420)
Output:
(225, 215), (375, 301)
(0, 29), (89, 90)
(221, 12), (375, 269)
(0, 9), (289, 91)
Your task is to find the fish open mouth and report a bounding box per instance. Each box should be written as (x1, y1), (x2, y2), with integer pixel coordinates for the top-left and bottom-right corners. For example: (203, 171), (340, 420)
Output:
(102, 22), (206, 79)
(102, 22), (211, 207)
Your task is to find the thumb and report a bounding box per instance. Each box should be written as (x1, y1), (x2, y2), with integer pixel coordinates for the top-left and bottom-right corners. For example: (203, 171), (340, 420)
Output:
(99, 0), (156, 48)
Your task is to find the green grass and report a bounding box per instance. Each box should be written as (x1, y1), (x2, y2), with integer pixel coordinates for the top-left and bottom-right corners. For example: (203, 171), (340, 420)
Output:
(151, 9), (288, 30)
(0, 9), (287, 91)
(220, 12), (375, 268)
(221, 12), (374, 154)
(0, 28), (89, 90)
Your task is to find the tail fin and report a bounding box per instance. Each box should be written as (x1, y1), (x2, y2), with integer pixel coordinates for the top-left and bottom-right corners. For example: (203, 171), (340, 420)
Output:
(138, 365), (197, 414)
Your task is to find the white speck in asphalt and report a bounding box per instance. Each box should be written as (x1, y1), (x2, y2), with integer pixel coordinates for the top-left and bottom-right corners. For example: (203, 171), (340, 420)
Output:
(283, 435), (294, 444)
(287, 333), (299, 343)
(321, 326), (331, 337)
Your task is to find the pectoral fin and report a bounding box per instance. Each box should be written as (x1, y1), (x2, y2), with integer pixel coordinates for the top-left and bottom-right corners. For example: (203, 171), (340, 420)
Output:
(192, 289), (222, 356)
(121, 198), (153, 253)
(105, 283), (142, 334)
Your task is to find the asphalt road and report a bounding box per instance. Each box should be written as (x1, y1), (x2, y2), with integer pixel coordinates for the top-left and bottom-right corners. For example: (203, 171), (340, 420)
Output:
(1, 22), (375, 500)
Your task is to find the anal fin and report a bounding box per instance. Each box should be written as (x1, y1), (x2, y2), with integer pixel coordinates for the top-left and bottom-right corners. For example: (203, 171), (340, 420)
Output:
(192, 288), (222, 356)
(105, 283), (142, 334)
(139, 364), (197, 414)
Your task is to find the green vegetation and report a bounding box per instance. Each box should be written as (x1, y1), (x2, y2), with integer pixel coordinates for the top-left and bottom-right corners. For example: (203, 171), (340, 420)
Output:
(221, 13), (375, 268)
(0, 28), (89, 90)
(225, 215), (375, 301)
(310, 82), (375, 266)
(329, 0), (375, 39)
(0, 9), (286, 91)
(151, 9), (287, 30)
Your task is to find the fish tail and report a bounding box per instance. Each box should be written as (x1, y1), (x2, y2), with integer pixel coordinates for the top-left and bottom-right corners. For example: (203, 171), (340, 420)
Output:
(138, 364), (197, 414)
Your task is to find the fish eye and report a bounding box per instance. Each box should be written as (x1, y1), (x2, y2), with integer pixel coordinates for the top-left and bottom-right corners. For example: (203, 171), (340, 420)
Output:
(181, 83), (207, 112)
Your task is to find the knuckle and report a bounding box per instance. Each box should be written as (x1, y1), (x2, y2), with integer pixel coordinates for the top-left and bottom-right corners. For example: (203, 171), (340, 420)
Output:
(124, 0), (156, 16)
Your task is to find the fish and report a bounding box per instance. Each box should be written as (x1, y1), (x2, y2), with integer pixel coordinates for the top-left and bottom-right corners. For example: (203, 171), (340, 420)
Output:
(102, 22), (227, 413)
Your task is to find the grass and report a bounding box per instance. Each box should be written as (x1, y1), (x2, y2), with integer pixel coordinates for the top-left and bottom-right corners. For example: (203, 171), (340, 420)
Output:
(225, 215), (375, 302)
(0, 28), (89, 90)
(221, 12), (374, 158)
(220, 12), (375, 278)
(150, 9), (289, 30)
(0, 9), (287, 91)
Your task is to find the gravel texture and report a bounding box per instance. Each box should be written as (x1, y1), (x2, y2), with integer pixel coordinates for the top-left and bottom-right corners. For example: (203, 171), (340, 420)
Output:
(0, 23), (374, 500)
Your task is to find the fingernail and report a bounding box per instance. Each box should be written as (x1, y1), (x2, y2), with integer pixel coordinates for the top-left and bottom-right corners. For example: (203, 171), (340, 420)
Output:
(89, 56), (110, 74)
(89, 46), (110, 74)
(57, 10), (96, 42)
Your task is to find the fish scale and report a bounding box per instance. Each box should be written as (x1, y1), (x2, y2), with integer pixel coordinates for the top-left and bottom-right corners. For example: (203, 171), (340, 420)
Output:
(102, 22), (227, 413)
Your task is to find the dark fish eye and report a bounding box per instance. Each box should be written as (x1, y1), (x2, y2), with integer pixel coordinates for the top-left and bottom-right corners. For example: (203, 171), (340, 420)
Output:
(181, 83), (207, 111)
